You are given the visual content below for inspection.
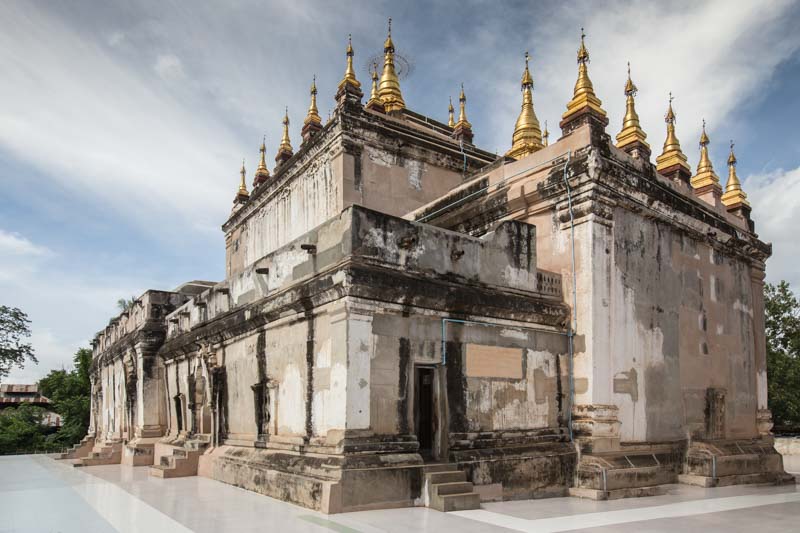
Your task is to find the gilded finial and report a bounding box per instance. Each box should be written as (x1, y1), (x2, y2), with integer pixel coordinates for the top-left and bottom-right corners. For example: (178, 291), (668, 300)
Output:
(365, 61), (384, 111)
(507, 51), (543, 159)
(275, 107), (294, 165)
(455, 83), (471, 129)
(304, 75), (322, 127)
(543, 121), (549, 147)
(562, 28), (606, 123)
(235, 158), (249, 203)
(721, 139), (749, 208)
(615, 61), (649, 154)
(656, 92), (690, 180)
(378, 18), (405, 113)
(448, 96), (455, 127)
(253, 135), (270, 186)
(338, 33), (361, 91)
(691, 119), (722, 192)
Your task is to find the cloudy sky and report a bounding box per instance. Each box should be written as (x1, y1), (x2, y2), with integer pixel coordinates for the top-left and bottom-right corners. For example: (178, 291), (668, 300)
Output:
(2, 0), (799, 382)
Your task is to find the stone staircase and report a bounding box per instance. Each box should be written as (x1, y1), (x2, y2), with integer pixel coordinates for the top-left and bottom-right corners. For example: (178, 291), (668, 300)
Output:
(149, 439), (209, 479)
(423, 464), (481, 512)
(74, 441), (123, 467)
(680, 439), (795, 488)
(59, 435), (95, 460)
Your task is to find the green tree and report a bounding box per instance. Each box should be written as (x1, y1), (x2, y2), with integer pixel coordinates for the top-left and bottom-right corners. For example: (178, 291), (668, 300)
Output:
(0, 306), (37, 381)
(116, 296), (137, 311)
(765, 281), (800, 428)
(39, 348), (92, 447)
(0, 403), (54, 454)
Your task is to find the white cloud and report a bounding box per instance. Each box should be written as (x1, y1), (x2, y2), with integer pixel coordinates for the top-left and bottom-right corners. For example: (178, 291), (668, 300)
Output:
(745, 167), (800, 287)
(154, 53), (185, 81)
(0, 230), (51, 257)
(107, 30), (125, 47)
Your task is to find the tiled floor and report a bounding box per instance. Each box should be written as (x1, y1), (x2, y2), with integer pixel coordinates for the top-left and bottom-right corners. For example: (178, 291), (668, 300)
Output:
(1, 454), (798, 532)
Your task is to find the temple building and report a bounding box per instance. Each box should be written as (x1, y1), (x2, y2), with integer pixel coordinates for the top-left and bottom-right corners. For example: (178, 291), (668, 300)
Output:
(62, 23), (792, 513)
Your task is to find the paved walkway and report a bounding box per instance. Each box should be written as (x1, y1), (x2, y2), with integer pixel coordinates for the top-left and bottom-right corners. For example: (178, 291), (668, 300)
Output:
(1, 454), (798, 532)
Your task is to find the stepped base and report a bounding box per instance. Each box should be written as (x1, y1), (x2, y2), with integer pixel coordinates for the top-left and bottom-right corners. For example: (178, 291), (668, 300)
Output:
(58, 436), (95, 460)
(148, 439), (209, 478)
(682, 438), (795, 488)
(572, 442), (684, 497)
(74, 441), (122, 467)
(423, 464), (481, 512)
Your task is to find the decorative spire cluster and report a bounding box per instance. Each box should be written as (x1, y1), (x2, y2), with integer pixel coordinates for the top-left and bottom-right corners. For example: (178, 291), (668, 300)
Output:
(228, 21), (752, 225)
(506, 52), (543, 159)
(615, 62), (649, 158)
(377, 19), (405, 113)
(690, 119), (722, 194)
(561, 29), (607, 132)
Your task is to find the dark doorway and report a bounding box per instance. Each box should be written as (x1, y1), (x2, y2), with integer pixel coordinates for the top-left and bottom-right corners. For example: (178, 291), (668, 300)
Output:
(415, 367), (435, 460)
(174, 395), (184, 432)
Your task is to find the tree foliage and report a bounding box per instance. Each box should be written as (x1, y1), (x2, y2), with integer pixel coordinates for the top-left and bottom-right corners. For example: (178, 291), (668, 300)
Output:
(765, 281), (800, 429)
(116, 296), (137, 311)
(0, 404), (56, 454)
(39, 348), (92, 447)
(0, 306), (37, 381)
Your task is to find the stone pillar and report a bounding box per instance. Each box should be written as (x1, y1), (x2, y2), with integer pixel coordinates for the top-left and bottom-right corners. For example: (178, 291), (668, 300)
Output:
(135, 344), (166, 439)
(559, 190), (621, 453)
(750, 266), (773, 438)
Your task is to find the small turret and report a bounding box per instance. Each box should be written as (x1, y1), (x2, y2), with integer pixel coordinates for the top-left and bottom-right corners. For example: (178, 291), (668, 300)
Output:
(302, 76), (323, 143)
(234, 159), (249, 205)
(452, 83), (473, 144)
(615, 62), (650, 160)
(690, 120), (723, 202)
(377, 19), (405, 114)
(506, 52), (543, 159)
(365, 62), (384, 113)
(275, 107), (293, 168)
(448, 97), (455, 128)
(721, 140), (752, 223)
(560, 28), (608, 136)
(655, 93), (691, 184)
(336, 34), (363, 107)
(253, 136), (270, 187)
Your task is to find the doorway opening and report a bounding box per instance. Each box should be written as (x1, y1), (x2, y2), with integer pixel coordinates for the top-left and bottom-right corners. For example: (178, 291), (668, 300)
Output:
(415, 366), (436, 460)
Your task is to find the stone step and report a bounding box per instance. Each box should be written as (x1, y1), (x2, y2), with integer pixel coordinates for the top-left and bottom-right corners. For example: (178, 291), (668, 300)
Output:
(426, 471), (466, 485)
(422, 463), (458, 474)
(432, 492), (481, 512)
(434, 481), (474, 496)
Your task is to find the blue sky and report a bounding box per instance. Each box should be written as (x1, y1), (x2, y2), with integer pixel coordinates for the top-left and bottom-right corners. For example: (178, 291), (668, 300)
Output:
(2, 0), (799, 382)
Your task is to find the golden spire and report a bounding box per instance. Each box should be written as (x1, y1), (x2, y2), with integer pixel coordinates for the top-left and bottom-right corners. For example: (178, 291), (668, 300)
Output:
(615, 62), (649, 153)
(455, 84), (471, 129)
(253, 136), (270, 186)
(691, 119), (722, 192)
(275, 107), (293, 165)
(655, 92), (691, 179)
(562, 28), (607, 122)
(506, 51), (543, 159)
(377, 18), (405, 113)
(365, 61), (384, 111)
(721, 140), (749, 208)
(543, 120), (549, 147)
(234, 159), (249, 203)
(448, 97), (455, 127)
(304, 75), (322, 127)
(338, 34), (361, 91)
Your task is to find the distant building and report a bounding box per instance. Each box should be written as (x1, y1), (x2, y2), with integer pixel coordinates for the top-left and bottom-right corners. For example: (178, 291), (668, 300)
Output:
(0, 384), (62, 427)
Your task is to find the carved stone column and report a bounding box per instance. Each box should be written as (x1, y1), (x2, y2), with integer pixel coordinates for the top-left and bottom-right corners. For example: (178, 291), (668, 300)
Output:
(750, 265), (773, 438)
